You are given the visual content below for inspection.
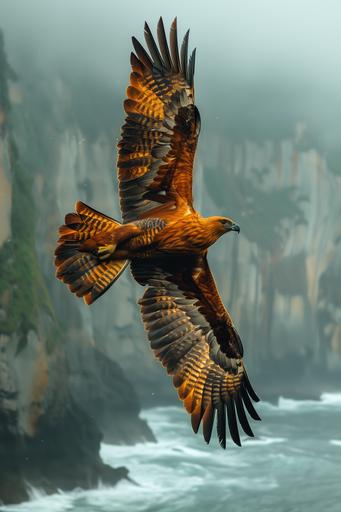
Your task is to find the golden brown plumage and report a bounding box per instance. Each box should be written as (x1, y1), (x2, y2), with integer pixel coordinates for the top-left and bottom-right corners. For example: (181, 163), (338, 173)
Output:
(54, 17), (260, 448)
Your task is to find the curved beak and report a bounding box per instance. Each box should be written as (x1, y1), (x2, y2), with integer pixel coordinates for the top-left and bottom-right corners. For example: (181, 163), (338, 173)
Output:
(230, 223), (240, 234)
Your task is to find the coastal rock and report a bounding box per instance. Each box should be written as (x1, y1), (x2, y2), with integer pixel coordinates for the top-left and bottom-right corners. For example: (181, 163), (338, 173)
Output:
(67, 343), (156, 444)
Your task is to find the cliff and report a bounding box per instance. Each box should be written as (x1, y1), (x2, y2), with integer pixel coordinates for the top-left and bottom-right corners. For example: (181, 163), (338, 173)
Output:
(1, 16), (341, 505)
(0, 30), (153, 505)
(3, 31), (339, 407)
(200, 132), (341, 398)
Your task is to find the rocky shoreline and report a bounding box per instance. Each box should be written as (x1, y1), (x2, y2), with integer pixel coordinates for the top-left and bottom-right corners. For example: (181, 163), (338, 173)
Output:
(0, 328), (154, 505)
(0, 393), (129, 505)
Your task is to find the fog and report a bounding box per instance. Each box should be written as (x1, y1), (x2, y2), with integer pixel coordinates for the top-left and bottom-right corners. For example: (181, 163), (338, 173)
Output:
(2, 0), (341, 156)
(0, 1), (341, 510)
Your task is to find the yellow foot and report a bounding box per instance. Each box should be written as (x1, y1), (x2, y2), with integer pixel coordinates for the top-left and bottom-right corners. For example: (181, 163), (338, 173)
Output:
(98, 243), (116, 260)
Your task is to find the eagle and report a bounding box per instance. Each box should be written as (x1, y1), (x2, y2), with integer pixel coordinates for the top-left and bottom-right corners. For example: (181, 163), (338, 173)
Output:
(54, 17), (260, 448)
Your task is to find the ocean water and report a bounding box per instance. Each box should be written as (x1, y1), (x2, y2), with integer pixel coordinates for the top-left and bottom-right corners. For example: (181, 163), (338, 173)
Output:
(1, 394), (341, 512)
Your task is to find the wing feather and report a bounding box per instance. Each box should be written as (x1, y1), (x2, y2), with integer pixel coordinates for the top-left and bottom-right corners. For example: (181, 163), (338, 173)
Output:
(144, 22), (164, 69)
(132, 254), (260, 448)
(118, 18), (200, 222)
(188, 48), (196, 87)
(170, 18), (180, 72)
(157, 17), (172, 70)
(180, 30), (190, 78)
(132, 36), (153, 69)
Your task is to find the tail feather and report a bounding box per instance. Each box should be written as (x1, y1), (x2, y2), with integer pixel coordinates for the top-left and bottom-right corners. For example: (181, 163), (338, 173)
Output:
(55, 201), (128, 305)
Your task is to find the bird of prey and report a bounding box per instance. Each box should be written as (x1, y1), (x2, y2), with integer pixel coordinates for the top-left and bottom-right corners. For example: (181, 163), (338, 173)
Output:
(55, 17), (260, 448)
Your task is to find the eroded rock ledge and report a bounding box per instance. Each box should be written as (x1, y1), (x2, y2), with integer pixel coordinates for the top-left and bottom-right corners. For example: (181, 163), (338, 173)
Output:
(0, 335), (130, 505)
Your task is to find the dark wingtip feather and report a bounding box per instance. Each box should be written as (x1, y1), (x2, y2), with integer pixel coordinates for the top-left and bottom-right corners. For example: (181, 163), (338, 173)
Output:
(241, 386), (261, 421)
(170, 17), (180, 72)
(226, 399), (241, 446)
(191, 406), (202, 434)
(235, 392), (255, 438)
(217, 405), (226, 449)
(157, 16), (172, 70)
(202, 403), (215, 444)
(132, 36), (153, 69)
(244, 371), (260, 402)
(188, 48), (196, 87)
(181, 29), (190, 79)
(144, 21), (163, 69)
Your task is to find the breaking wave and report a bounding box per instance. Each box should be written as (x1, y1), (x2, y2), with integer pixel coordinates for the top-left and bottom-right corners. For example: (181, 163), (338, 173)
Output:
(1, 395), (341, 512)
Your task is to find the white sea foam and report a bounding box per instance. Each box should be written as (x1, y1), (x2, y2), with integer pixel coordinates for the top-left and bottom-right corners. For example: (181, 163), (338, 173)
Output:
(217, 476), (278, 491)
(320, 393), (341, 406)
(260, 392), (341, 413)
(0, 488), (74, 512)
(1, 401), (341, 512)
(329, 440), (341, 446)
(242, 436), (287, 446)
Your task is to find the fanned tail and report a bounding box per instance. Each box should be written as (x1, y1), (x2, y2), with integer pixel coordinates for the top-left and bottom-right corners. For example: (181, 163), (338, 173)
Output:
(54, 201), (128, 305)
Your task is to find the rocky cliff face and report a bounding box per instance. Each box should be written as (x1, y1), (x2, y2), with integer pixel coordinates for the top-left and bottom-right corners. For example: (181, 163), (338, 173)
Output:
(4, 39), (339, 408)
(200, 132), (341, 398)
(0, 334), (128, 504)
(5, 53), (173, 405)
(1, 16), (341, 504)
(0, 137), (130, 504)
(21, 65), (340, 404)
(0, 30), (154, 505)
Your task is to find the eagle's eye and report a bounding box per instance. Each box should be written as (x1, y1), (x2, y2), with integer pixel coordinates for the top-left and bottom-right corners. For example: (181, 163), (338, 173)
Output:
(219, 219), (228, 225)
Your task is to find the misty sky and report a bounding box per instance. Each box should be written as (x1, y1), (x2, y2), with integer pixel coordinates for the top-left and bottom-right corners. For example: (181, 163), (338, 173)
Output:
(2, 0), (340, 79)
(1, 0), (341, 146)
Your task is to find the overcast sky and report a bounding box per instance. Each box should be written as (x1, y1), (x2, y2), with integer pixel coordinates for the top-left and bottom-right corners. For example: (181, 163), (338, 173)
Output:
(1, 0), (340, 79)
(1, 0), (340, 144)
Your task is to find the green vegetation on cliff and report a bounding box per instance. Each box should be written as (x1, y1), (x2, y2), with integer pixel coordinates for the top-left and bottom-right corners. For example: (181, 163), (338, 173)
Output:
(0, 136), (54, 349)
(0, 29), (54, 350)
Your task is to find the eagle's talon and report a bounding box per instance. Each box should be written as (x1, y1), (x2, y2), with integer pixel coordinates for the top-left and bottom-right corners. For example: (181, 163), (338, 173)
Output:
(98, 243), (116, 260)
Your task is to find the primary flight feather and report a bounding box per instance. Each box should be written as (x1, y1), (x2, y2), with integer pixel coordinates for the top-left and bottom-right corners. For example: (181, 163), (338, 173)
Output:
(54, 17), (260, 449)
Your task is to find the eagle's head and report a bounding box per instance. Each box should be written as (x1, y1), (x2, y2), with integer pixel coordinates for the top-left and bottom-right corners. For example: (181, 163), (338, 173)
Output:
(210, 216), (240, 236)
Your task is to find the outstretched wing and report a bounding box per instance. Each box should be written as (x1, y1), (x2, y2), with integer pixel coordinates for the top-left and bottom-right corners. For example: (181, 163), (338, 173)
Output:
(131, 254), (260, 448)
(118, 17), (201, 223)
